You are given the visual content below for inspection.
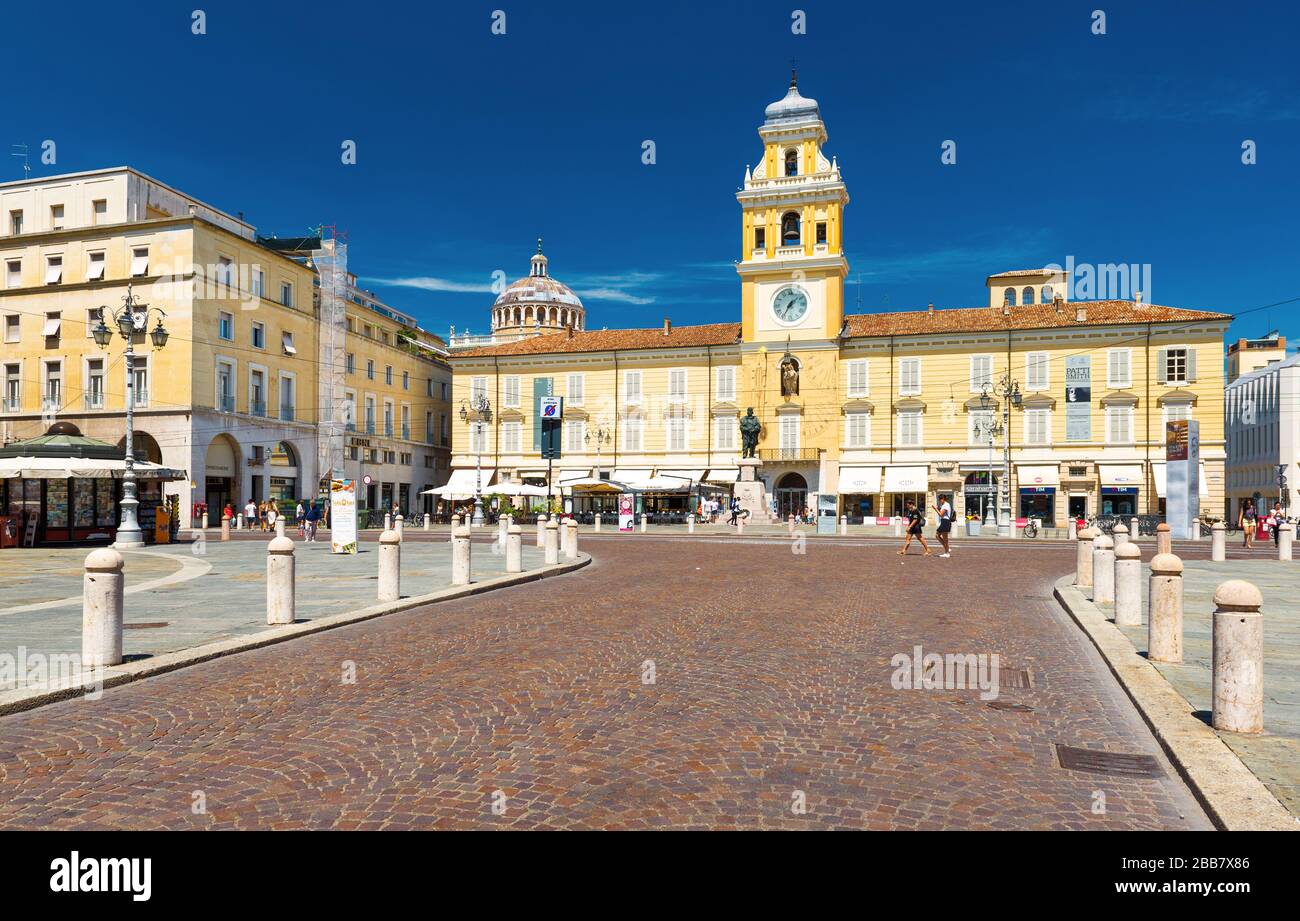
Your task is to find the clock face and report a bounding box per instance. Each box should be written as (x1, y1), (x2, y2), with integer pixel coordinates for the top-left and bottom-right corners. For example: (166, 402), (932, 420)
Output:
(771, 286), (809, 324)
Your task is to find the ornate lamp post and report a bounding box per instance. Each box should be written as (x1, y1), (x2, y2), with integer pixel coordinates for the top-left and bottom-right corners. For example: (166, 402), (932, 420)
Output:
(92, 285), (168, 548)
(974, 384), (1004, 528)
(992, 373), (1022, 538)
(459, 394), (492, 526)
(585, 425), (612, 478)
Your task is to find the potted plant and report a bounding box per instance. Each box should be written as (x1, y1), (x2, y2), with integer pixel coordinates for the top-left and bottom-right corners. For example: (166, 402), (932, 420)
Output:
(965, 513), (982, 537)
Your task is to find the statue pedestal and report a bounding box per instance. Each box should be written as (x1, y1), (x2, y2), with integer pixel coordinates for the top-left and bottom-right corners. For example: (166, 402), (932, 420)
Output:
(735, 458), (768, 522)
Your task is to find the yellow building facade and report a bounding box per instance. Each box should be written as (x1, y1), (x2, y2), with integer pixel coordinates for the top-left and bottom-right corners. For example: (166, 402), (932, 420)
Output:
(1, 167), (451, 533)
(449, 77), (1230, 526)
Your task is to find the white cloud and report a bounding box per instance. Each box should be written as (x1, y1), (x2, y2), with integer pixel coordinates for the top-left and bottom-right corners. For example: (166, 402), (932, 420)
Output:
(575, 287), (655, 305)
(365, 276), (496, 293)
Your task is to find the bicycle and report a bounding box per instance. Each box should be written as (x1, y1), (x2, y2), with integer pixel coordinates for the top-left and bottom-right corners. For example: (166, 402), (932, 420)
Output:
(1022, 519), (1039, 539)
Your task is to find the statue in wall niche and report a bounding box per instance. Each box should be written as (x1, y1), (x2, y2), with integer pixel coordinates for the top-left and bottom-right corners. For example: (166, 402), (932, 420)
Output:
(739, 408), (762, 459)
(780, 356), (800, 397)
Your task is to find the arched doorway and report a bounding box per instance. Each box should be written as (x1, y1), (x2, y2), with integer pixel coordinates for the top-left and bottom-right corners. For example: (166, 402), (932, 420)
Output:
(269, 441), (300, 504)
(774, 472), (808, 520)
(115, 431), (162, 464)
(204, 434), (240, 514)
(963, 470), (999, 520)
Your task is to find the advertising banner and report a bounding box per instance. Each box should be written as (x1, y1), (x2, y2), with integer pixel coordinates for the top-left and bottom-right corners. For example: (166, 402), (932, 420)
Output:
(1065, 355), (1091, 442)
(618, 493), (635, 531)
(331, 477), (358, 554)
(1166, 420), (1200, 540)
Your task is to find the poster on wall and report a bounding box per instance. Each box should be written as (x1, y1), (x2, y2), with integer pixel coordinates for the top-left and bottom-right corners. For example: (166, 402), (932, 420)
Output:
(1064, 355), (1092, 441)
(618, 494), (635, 531)
(331, 477), (358, 554)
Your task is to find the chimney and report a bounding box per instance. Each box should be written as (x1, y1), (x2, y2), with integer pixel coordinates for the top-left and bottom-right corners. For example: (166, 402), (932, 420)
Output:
(1001, 302), (1010, 317)
(663, 318), (671, 336)
(566, 324), (574, 339)
(927, 303), (934, 315)
(1075, 304), (1087, 323)
(1134, 290), (1143, 305)
(1053, 294), (1063, 313)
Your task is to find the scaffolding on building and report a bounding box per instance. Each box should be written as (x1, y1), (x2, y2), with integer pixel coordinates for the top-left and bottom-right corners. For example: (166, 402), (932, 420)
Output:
(313, 231), (348, 486)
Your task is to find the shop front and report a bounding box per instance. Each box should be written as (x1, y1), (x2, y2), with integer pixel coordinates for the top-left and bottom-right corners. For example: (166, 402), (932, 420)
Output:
(1099, 464), (1143, 516)
(837, 465), (881, 522)
(883, 465), (928, 517)
(0, 424), (186, 546)
(961, 469), (998, 520)
(1016, 464), (1059, 523)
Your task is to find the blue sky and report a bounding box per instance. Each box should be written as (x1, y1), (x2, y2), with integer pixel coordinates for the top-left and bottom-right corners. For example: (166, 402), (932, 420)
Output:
(5, 1), (1298, 342)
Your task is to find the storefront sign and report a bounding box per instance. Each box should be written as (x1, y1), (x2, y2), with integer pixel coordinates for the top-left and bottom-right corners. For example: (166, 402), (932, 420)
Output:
(1065, 356), (1091, 442)
(1167, 420), (1200, 540)
(331, 478), (358, 554)
(618, 494), (635, 531)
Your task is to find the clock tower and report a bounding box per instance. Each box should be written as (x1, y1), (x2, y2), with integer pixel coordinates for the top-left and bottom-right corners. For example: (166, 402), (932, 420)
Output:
(737, 72), (850, 344)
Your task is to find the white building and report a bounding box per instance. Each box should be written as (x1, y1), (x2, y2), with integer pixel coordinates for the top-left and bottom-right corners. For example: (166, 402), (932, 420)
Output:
(1225, 351), (1300, 517)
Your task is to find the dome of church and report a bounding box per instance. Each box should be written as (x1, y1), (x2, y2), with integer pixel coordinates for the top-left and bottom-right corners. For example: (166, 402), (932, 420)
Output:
(490, 241), (586, 337)
(764, 72), (820, 124)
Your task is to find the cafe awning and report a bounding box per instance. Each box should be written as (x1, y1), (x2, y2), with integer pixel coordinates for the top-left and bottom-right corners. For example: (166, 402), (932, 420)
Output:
(883, 465), (927, 493)
(1151, 462), (1209, 499)
(657, 469), (704, 486)
(704, 467), (739, 484)
(612, 468), (651, 482)
(423, 467), (493, 498)
(0, 456), (185, 480)
(1016, 464), (1060, 488)
(1099, 464), (1143, 487)
(837, 465), (882, 495)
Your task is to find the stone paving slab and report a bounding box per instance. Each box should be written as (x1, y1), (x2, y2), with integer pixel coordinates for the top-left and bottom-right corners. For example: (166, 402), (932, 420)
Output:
(0, 550), (183, 608)
(0, 536), (547, 690)
(1107, 557), (1300, 819)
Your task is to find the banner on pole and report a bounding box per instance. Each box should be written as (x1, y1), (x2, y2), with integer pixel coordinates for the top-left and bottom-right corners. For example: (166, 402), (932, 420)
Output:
(331, 477), (358, 554)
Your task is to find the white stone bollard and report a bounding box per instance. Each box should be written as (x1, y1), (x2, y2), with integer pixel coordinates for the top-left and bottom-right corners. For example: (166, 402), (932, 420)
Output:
(506, 524), (522, 573)
(595, 513), (602, 533)
(736, 514), (745, 535)
(1148, 553), (1184, 664)
(378, 529), (401, 601)
(560, 517), (573, 557)
(266, 536), (296, 625)
(544, 518), (559, 565)
(893, 517), (902, 538)
(1114, 542), (1142, 626)
(423, 514), (431, 532)
(452, 526), (472, 586)
(1278, 522), (1293, 561)
(1092, 533), (1115, 605)
(1130, 516), (1140, 540)
(498, 514), (508, 548)
(202, 511), (209, 530)
(640, 516), (647, 533)
(565, 519), (578, 560)
(687, 516), (694, 534)
(1068, 518), (1077, 541)
(1210, 521), (1226, 561)
(1112, 522), (1129, 549)
(787, 514), (796, 536)
(82, 548), (125, 668)
(237, 513), (244, 530)
(384, 513), (392, 532)
(536, 514), (547, 548)
(275, 517), (286, 539)
(221, 513), (231, 542)
(1156, 522), (1171, 556)
(1211, 580), (1264, 733)
(840, 515), (848, 536)
(395, 514), (404, 541)
(1076, 527), (1096, 588)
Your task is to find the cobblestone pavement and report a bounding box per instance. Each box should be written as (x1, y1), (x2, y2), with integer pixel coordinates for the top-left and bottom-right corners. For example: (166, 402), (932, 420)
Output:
(0, 539), (1210, 830)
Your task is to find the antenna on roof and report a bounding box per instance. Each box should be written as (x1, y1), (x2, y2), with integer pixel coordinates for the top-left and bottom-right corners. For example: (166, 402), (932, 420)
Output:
(10, 144), (30, 179)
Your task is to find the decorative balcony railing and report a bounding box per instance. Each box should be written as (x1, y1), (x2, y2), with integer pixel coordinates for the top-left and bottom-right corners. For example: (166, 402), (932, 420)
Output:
(84, 393), (104, 410)
(758, 447), (819, 462)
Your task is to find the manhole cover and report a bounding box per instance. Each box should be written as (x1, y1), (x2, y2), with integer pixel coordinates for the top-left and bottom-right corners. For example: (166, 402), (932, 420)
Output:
(1054, 744), (1163, 778)
(987, 701), (1034, 712)
(123, 622), (170, 629)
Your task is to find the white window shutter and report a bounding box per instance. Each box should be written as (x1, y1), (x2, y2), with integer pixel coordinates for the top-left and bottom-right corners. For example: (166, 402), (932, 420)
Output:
(1186, 348), (1197, 382)
(1155, 349), (1167, 384)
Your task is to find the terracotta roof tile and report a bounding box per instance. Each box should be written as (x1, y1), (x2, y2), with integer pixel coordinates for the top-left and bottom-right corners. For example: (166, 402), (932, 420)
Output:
(453, 322), (742, 358)
(843, 301), (1229, 338)
(987, 268), (1059, 278)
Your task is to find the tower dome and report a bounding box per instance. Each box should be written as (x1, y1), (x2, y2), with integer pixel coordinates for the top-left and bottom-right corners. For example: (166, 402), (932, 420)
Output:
(763, 70), (820, 125)
(490, 239), (586, 340)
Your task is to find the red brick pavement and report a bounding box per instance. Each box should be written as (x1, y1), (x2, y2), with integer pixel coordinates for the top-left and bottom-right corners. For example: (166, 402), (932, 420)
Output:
(0, 540), (1210, 830)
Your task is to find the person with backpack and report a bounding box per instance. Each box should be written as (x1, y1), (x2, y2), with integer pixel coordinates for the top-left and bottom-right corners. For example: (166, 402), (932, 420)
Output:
(898, 499), (932, 556)
(304, 500), (321, 542)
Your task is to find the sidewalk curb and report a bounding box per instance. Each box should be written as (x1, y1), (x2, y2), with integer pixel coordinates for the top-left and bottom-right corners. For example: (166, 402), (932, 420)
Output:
(0, 553), (591, 718)
(1053, 575), (1296, 832)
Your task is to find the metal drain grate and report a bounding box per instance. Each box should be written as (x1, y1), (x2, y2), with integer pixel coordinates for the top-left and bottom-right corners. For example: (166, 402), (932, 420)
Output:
(123, 622), (170, 630)
(1055, 744), (1164, 778)
(998, 668), (1034, 689)
(987, 701), (1034, 712)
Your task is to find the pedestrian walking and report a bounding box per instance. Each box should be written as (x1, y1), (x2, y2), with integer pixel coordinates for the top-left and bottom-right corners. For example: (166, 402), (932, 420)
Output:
(897, 499), (932, 556)
(934, 494), (954, 558)
(266, 501), (279, 532)
(304, 500), (321, 542)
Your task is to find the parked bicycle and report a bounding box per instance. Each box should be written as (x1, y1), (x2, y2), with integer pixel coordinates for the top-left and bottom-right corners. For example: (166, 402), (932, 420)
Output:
(1021, 519), (1039, 539)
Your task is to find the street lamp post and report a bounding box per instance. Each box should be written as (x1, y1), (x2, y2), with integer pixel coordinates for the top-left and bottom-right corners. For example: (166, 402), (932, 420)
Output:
(93, 285), (169, 549)
(459, 395), (492, 526)
(585, 425), (612, 478)
(975, 384), (1004, 529)
(992, 373), (1022, 538)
